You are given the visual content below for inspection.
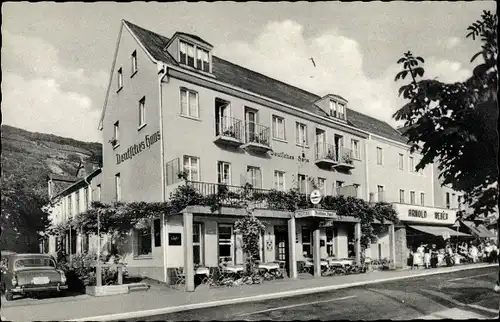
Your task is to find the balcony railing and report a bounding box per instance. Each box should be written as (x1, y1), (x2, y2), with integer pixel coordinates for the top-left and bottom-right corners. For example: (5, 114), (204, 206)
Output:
(334, 147), (355, 170)
(214, 116), (244, 146)
(243, 122), (272, 152)
(336, 185), (358, 198)
(185, 180), (272, 209)
(315, 142), (338, 167)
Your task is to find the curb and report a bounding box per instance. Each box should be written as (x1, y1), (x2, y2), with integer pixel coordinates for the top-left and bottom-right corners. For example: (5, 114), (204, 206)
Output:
(68, 263), (496, 321)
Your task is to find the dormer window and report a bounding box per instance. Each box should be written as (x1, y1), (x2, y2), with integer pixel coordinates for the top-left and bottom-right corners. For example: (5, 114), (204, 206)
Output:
(180, 41), (195, 67)
(196, 48), (210, 72)
(329, 100), (346, 120)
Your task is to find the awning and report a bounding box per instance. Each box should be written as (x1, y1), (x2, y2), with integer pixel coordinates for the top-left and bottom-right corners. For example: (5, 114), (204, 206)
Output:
(476, 225), (496, 238)
(409, 225), (471, 237)
(461, 221), (495, 238)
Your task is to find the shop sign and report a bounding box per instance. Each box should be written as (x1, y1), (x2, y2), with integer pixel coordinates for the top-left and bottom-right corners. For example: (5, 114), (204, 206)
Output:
(319, 220), (334, 227)
(393, 203), (456, 225)
(116, 131), (161, 165)
(295, 209), (338, 219)
(310, 189), (323, 205)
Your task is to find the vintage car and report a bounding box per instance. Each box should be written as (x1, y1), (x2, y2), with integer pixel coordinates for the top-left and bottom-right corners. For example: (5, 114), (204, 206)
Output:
(1, 253), (67, 301)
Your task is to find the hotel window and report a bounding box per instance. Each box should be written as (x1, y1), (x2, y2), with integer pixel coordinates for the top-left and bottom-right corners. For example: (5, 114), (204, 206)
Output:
(75, 191), (80, 214)
(115, 173), (121, 201)
(196, 48), (210, 72)
(351, 139), (360, 159)
(138, 96), (146, 128)
(180, 88), (199, 118)
(377, 185), (384, 201)
(136, 227), (152, 257)
(67, 196), (73, 218)
(117, 67), (123, 90)
(329, 100), (345, 120)
(193, 223), (204, 265)
(246, 166), (262, 188)
(302, 227), (312, 258)
(336, 181), (344, 196)
(183, 156), (200, 181)
(398, 153), (404, 170)
(452, 193), (456, 209)
(298, 174), (308, 194)
(410, 191), (416, 205)
(272, 115), (286, 140)
(457, 196), (462, 210)
(296, 122), (308, 146)
(399, 189), (405, 203)
(113, 121), (119, 146)
(131, 50), (137, 75)
(217, 161), (231, 185)
(153, 219), (161, 247)
(218, 224), (234, 264)
(420, 192), (425, 206)
(317, 177), (326, 195)
(274, 171), (285, 191)
(446, 192), (450, 209)
(409, 156), (415, 172)
(96, 184), (101, 201)
(179, 41), (195, 67)
(376, 147), (383, 165)
(84, 187), (89, 211)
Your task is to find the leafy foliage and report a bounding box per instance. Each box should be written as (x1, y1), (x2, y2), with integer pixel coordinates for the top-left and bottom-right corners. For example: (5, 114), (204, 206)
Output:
(0, 174), (50, 252)
(393, 11), (498, 217)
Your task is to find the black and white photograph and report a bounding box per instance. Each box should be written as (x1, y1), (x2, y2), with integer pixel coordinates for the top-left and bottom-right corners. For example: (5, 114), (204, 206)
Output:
(1, 1), (499, 321)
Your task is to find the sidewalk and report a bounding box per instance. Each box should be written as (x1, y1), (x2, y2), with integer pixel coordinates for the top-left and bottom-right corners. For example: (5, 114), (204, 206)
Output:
(1, 263), (497, 321)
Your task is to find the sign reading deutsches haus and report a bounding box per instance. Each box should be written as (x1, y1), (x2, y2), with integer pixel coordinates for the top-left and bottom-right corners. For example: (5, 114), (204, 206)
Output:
(116, 131), (161, 165)
(392, 203), (456, 225)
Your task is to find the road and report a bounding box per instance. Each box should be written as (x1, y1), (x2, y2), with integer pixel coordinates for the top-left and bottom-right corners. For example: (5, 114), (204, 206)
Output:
(119, 266), (499, 321)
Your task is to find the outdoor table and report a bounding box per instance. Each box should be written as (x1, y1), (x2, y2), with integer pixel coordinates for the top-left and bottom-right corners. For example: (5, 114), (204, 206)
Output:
(305, 260), (328, 267)
(195, 267), (210, 276)
(223, 265), (244, 274)
(257, 262), (280, 271)
(328, 259), (354, 267)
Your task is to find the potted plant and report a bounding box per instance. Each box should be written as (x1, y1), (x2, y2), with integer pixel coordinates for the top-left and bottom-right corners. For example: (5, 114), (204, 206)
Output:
(222, 126), (236, 138)
(341, 153), (353, 164)
(326, 150), (336, 160)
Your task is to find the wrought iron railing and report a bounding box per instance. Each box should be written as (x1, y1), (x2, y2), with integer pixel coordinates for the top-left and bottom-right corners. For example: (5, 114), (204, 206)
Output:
(215, 116), (243, 141)
(315, 142), (337, 161)
(337, 147), (354, 164)
(186, 180), (273, 209)
(245, 122), (271, 147)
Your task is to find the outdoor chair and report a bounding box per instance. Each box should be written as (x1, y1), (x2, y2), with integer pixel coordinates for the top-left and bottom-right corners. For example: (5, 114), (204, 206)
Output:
(174, 267), (186, 289)
(203, 267), (217, 287)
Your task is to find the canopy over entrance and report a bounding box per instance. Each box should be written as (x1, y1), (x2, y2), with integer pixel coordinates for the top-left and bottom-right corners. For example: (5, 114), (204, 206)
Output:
(461, 221), (496, 238)
(409, 225), (471, 237)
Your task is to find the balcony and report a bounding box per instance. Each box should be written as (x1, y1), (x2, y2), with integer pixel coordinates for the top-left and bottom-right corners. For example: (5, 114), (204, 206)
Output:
(334, 147), (355, 171)
(336, 185), (359, 198)
(314, 142), (338, 168)
(185, 181), (272, 209)
(242, 123), (272, 153)
(214, 116), (244, 147)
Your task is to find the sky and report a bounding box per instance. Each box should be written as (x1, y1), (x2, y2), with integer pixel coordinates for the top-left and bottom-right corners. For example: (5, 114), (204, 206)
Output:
(2, 1), (496, 143)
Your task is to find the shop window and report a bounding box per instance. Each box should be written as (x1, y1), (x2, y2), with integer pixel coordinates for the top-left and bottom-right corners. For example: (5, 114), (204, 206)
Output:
(153, 219), (161, 247)
(136, 227), (152, 257)
(218, 224), (233, 264)
(193, 223), (204, 265)
(301, 227), (312, 258)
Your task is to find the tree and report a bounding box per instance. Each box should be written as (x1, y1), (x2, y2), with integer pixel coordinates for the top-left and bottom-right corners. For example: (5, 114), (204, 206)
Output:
(393, 10), (498, 219)
(0, 174), (51, 252)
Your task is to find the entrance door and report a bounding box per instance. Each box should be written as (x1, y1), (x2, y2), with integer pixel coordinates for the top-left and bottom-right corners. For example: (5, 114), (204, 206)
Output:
(274, 226), (289, 276)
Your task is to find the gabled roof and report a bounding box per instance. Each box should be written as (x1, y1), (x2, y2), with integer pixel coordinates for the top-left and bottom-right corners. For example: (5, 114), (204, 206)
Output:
(50, 168), (102, 202)
(116, 20), (410, 145)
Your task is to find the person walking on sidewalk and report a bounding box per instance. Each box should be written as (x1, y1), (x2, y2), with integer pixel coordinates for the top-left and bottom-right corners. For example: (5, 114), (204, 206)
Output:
(423, 244), (431, 269)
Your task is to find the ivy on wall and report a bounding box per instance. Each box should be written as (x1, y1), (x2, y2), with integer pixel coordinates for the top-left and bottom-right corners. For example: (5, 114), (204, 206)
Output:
(48, 181), (400, 251)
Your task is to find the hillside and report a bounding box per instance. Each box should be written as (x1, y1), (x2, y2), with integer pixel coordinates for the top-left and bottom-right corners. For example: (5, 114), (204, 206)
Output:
(1, 125), (102, 197)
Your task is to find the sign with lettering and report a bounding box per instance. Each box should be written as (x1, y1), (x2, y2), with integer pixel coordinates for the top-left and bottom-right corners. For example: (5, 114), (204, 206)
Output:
(295, 209), (338, 219)
(168, 233), (181, 246)
(392, 203), (456, 225)
(268, 151), (309, 163)
(116, 131), (161, 165)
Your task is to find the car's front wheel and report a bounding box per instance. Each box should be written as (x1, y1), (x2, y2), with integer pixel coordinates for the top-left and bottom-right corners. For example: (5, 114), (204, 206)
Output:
(5, 290), (14, 301)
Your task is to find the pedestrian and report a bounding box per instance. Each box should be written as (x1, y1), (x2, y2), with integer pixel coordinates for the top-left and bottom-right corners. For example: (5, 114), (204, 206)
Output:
(424, 244), (431, 269)
(489, 242), (498, 264)
(470, 243), (479, 263)
(430, 244), (438, 268)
